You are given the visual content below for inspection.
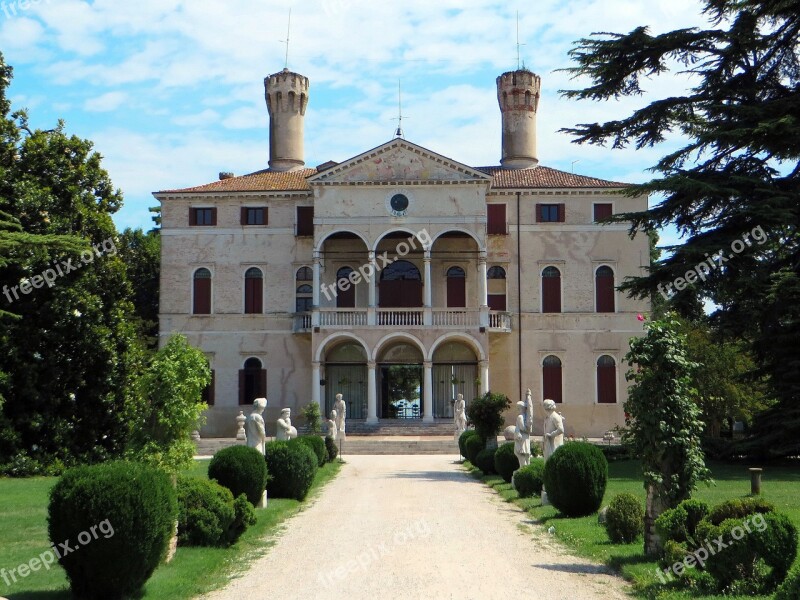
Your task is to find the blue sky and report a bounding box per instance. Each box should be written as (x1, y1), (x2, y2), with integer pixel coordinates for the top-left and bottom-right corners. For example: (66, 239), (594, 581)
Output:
(1, 0), (710, 241)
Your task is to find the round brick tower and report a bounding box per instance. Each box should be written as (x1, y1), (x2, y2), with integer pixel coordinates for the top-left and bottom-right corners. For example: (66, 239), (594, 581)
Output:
(496, 69), (541, 169)
(265, 68), (309, 172)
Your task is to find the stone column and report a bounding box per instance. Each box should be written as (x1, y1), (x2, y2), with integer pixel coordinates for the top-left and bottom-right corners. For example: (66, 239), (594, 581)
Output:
(311, 362), (321, 409)
(423, 250), (433, 326)
(367, 251), (377, 326)
(478, 252), (489, 327)
(423, 360), (434, 423)
(312, 251), (322, 327)
(367, 361), (378, 424)
(479, 360), (490, 395)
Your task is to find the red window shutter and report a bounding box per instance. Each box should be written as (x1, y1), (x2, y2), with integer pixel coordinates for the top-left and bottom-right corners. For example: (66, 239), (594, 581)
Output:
(259, 369), (267, 398)
(558, 204), (565, 223)
(487, 204), (507, 235)
(297, 206), (314, 236)
(241, 207), (248, 225)
(597, 366), (616, 403)
(210, 208), (218, 226)
(535, 203), (543, 223)
(190, 208), (197, 226)
(488, 294), (507, 311)
(193, 278), (211, 314)
(543, 365), (563, 404)
(239, 370), (246, 405)
(594, 203), (613, 221)
(596, 273), (615, 313)
(542, 276), (561, 313)
(245, 277), (261, 313)
(263, 207), (269, 226)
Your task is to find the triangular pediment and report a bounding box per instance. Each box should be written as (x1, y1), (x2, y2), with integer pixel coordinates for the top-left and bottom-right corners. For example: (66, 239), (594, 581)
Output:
(308, 139), (492, 185)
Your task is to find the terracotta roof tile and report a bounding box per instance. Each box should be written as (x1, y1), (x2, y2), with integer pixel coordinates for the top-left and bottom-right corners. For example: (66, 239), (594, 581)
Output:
(477, 166), (627, 189)
(159, 168), (318, 194)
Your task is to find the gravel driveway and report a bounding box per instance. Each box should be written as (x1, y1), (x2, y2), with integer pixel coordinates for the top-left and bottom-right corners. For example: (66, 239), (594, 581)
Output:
(201, 454), (630, 600)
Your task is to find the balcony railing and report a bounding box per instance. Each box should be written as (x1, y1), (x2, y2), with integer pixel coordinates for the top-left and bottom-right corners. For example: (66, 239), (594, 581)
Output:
(488, 311), (512, 332)
(431, 309), (480, 327)
(319, 309), (368, 327)
(299, 308), (514, 331)
(377, 309), (424, 326)
(294, 313), (312, 332)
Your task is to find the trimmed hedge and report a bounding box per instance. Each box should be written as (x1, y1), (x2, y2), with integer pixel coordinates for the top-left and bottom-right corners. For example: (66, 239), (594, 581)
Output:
(656, 498), (710, 545)
(494, 442), (519, 483)
(208, 445), (269, 506)
(776, 566), (800, 600)
(458, 429), (479, 459)
(707, 496), (775, 526)
(464, 434), (485, 465)
(475, 447), (497, 475)
(265, 440), (318, 501)
(513, 459), (545, 498)
(296, 435), (327, 467)
(177, 476), (256, 547)
(543, 442), (608, 517)
(325, 435), (338, 462)
(48, 461), (176, 600)
(604, 493), (644, 544)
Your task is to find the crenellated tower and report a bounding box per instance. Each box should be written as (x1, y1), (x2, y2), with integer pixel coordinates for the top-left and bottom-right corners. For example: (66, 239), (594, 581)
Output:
(496, 69), (541, 169)
(265, 68), (309, 172)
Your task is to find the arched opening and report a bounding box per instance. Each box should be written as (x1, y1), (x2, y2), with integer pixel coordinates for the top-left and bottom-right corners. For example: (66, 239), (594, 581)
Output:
(379, 260), (422, 308)
(239, 357), (266, 406)
(432, 341), (478, 418)
(296, 266), (312, 313)
(597, 355), (617, 403)
(542, 355), (563, 404)
(377, 342), (424, 419)
(446, 266), (466, 308)
(244, 267), (263, 314)
(318, 231), (369, 308)
(487, 266), (507, 310)
(541, 266), (561, 313)
(324, 342), (367, 420)
(193, 268), (212, 315)
(595, 266), (616, 313)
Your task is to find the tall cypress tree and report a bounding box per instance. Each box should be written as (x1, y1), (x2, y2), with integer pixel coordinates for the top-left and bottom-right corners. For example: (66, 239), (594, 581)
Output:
(559, 0), (800, 456)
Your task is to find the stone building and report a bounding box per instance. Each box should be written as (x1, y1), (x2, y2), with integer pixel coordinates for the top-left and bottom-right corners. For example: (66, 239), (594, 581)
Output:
(154, 66), (650, 437)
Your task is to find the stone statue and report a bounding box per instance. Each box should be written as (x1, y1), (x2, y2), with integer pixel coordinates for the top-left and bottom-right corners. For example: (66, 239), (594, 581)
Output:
(525, 388), (535, 435)
(334, 393), (346, 440)
(276, 407), (298, 441)
(453, 393), (467, 441)
(514, 401), (531, 467)
(245, 397), (268, 454)
(327, 409), (338, 441)
(542, 399), (565, 461)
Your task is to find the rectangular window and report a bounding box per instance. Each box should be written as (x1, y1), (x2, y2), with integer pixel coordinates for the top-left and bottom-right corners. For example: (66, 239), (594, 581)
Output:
(191, 207), (216, 226)
(201, 371), (215, 405)
(241, 207), (268, 226)
(296, 206), (314, 237)
(488, 294), (507, 311)
(487, 204), (508, 235)
(594, 203), (613, 222)
(536, 204), (565, 223)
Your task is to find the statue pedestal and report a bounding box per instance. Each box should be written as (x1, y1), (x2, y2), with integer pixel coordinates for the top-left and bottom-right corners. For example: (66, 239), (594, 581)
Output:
(257, 491), (268, 509)
(541, 490), (550, 506)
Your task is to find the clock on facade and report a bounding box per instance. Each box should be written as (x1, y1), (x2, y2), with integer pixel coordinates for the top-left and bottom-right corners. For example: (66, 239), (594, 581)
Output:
(386, 191), (413, 217)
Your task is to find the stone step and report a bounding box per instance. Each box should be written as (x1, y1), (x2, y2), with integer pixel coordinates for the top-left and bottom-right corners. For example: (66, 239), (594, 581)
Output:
(194, 436), (466, 457)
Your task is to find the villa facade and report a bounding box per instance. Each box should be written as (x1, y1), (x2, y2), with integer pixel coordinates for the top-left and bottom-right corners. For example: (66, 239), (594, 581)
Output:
(155, 67), (650, 437)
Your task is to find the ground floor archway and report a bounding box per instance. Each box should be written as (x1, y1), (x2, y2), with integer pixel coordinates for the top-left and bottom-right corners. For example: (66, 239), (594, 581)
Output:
(323, 341), (368, 420)
(377, 341), (424, 419)
(432, 341), (478, 418)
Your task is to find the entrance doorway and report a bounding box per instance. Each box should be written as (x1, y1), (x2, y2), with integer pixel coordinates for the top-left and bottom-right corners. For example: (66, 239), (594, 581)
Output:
(324, 342), (368, 419)
(377, 342), (424, 419)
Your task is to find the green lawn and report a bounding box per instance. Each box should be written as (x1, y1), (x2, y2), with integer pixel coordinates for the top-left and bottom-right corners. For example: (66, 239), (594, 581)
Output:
(0, 459), (341, 599)
(465, 459), (800, 600)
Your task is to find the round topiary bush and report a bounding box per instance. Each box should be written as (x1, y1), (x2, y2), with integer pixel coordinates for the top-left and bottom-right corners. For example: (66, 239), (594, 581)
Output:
(656, 498), (710, 545)
(513, 459), (545, 498)
(775, 566), (800, 600)
(543, 442), (608, 517)
(458, 429), (479, 459)
(464, 434), (485, 465)
(475, 447), (497, 474)
(494, 441), (519, 483)
(604, 493), (644, 544)
(325, 435), (338, 462)
(48, 461), (177, 600)
(265, 440), (318, 501)
(177, 476), (256, 547)
(208, 445), (269, 506)
(295, 435), (327, 467)
(707, 496), (774, 525)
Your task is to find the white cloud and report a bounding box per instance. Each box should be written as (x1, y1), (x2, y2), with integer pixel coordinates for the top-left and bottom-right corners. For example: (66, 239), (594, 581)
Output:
(84, 91), (127, 112)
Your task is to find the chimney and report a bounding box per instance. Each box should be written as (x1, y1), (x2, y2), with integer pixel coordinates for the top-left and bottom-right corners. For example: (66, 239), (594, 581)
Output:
(497, 69), (541, 169)
(265, 68), (309, 172)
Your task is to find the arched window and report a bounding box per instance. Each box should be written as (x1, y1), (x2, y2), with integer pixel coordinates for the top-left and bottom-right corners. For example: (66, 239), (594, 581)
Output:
(239, 357), (266, 406)
(244, 267), (263, 314)
(296, 267), (313, 313)
(446, 266), (466, 308)
(487, 266), (507, 311)
(296, 266), (313, 281)
(336, 266), (355, 308)
(193, 268), (212, 315)
(542, 355), (563, 403)
(596, 266), (616, 313)
(596, 355), (617, 404)
(541, 266), (561, 313)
